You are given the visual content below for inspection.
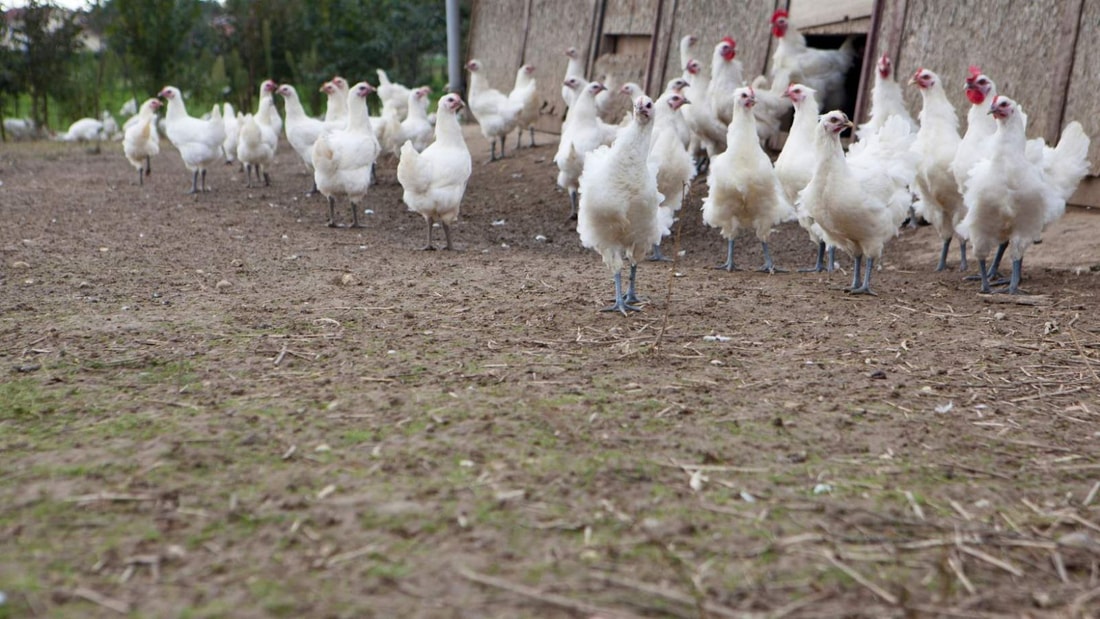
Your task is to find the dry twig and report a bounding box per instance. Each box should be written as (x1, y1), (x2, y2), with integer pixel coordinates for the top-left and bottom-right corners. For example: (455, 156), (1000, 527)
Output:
(455, 565), (642, 619)
(72, 587), (130, 614)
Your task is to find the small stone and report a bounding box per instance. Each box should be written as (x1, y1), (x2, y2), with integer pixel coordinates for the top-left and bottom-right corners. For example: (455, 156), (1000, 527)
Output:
(11, 261), (30, 269)
(215, 279), (232, 292)
(993, 312), (1006, 320)
(339, 273), (355, 286)
(869, 370), (887, 379)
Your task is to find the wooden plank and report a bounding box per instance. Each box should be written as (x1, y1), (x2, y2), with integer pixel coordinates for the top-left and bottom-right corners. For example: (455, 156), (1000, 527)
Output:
(602, 0), (656, 35)
(851, 0), (884, 126)
(1045, 0), (1085, 144)
(524, 0), (603, 132)
(658, 0), (777, 88)
(895, 0), (1068, 141)
(643, 0), (665, 93)
(789, 0), (873, 28)
(466, 0), (527, 99)
(1061, 0), (1100, 174)
(651, 0), (680, 94)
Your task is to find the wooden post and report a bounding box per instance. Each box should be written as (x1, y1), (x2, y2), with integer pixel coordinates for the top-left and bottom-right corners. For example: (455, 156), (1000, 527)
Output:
(519, 0), (534, 67)
(852, 0), (884, 126)
(586, 0), (608, 80)
(1047, 0), (1085, 143)
(643, 0), (666, 94)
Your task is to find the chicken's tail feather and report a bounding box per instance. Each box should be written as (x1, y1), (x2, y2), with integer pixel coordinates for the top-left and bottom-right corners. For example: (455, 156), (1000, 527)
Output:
(1047, 121), (1091, 202)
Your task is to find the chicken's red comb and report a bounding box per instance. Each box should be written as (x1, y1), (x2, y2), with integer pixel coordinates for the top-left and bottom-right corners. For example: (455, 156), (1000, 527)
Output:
(965, 65), (982, 83)
(771, 9), (788, 23)
(721, 36), (736, 48)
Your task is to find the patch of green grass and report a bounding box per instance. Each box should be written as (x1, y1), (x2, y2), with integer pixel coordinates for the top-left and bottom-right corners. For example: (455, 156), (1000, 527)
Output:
(0, 378), (57, 420)
(248, 577), (301, 617)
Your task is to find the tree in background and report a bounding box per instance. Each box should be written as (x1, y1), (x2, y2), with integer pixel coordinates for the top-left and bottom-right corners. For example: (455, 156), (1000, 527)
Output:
(8, 0), (85, 129)
(1, 0), (461, 133)
(100, 0), (205, 99)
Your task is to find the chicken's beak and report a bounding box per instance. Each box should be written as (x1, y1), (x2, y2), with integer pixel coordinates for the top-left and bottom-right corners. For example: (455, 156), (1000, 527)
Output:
(681, 97), (691, 105)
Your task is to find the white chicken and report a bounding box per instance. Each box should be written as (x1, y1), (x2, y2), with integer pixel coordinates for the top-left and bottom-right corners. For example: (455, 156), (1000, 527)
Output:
(222, 102), (240, 165)
(3, 117), (40, 141)
(647, 91), (695, 261)
(800, 111), (918, 295)
(258, 79), (282, 136)
(122, 98), (161, 186)
(775, 84), (833, 272)
(57, 117), (104, 142)
(663, 77), (693, 150)
(375, 104), (404, 160)
(466, 59), (523, 161)
(159, 85), (226, 193)
(377, 69), (411, 120)
(556, 79), (609, 219)
(681, 58), (727, 162)
(311, 82), (381, 228)
(702, 87), (794, 273)
(856, 54), (915, 141)
(748, 69), (793, 144)
(910, 68), (967, 271)
(277, 83), (325, 194)
(595, 75), (632, 125)
(577, 96), (663, 314)
(322, 77), (349, 125)
(394, 86), (434, 156)
(950, 66), (997, 197)
(509, 65), (540, 148)
(101, 111), (120, 140)
(769, 9), (856, 112)
(601, 82), (645, 127)
(237, 96), (278, 188)
(679, 35), (698, 76)
(959, 96), (1090, 294)
(397, 93), (472, 250)
(561, 47), (585, 109)
(708, 37), (744, 126)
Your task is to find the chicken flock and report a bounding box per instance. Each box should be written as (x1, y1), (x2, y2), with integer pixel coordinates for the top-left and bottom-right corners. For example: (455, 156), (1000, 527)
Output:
(107, 8), (1091, 314)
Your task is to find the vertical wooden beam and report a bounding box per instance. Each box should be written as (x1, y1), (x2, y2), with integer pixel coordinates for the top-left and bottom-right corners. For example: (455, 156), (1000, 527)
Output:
(1047, 0), (1085, 143)
(518, 0), (534, 67)
(643, 0), (666, 94)
(586, 0), (608, 79)
(851, 0), (884, 126)
(655, 0), (681, 94)
(888, 0), (909, 71)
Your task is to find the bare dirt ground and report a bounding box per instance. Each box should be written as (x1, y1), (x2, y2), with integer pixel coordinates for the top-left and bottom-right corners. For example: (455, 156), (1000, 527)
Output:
(2, 125), (1100, 618)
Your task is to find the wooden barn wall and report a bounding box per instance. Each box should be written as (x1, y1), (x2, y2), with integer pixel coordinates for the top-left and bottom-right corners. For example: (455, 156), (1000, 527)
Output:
(589, 0), (655, 107)
(525, 0), (600, 132)
(654, 0), (779, 98)
(889, 0), (1070, 145)
(1064, 0), (1100, 175)
(602, 0), (656, 34)
(466, 0), (527, 102)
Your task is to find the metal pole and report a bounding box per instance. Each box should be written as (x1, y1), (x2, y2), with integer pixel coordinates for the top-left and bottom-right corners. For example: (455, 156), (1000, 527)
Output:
(446, 0), (463, 97)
